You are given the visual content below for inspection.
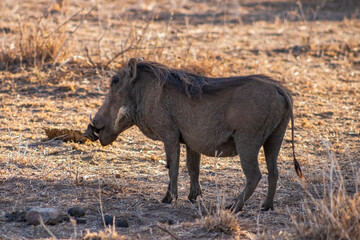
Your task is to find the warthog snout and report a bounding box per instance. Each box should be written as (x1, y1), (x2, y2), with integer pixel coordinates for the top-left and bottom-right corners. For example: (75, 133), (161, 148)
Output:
(84, 124), (99, 142)
(83, 115), (100, 142)
(84, 113), (126, 146)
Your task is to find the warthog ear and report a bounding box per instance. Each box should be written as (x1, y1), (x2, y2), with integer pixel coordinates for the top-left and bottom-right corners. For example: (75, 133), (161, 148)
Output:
(127, 58), (137, 82)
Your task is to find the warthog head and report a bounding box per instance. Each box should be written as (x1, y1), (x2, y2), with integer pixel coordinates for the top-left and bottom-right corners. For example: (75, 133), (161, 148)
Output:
(84, 58), (139, 146)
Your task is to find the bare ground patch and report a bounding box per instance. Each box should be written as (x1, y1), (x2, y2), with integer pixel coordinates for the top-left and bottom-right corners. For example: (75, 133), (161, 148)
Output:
(0, 0), (359, 239)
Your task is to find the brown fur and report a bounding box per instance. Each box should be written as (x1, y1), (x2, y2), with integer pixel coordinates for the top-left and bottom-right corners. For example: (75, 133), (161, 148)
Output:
(84, 58), (303, 212)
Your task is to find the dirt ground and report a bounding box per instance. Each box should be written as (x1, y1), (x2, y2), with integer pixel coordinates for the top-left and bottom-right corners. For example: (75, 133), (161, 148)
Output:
(0, 0), (359, 239)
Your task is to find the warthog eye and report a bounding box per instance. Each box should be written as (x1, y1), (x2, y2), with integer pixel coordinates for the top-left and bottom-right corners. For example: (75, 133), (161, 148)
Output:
(110, 75), (120, 86)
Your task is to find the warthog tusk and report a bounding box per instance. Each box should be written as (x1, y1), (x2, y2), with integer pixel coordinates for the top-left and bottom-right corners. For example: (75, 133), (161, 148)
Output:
(94, 132), (99, 137)
(89, 114), (95, 127)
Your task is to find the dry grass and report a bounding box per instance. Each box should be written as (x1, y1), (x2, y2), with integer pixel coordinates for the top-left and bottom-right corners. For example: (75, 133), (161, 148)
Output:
(292, 142), (360, 239)
(0, 21), (67, 71)
(0, 0), (359, 239)
(196, 154), (241, 236)
(83, 227), (127, 240)
(196, 193), (241, 235)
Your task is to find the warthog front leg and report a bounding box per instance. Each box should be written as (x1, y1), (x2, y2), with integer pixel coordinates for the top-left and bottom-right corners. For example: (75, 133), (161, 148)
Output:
(186, 145), (201, 202)
(162, 141), (180, 204)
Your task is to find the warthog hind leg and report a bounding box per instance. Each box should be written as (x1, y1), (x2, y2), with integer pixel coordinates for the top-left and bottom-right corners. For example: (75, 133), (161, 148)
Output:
(231, 138), (262, 212)
(186, 145), (201, 202)
(262, 118), (288, 210)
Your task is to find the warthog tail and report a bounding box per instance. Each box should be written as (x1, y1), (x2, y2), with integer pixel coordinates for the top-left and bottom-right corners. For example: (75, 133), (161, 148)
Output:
(291, 111), (304, 180)
(277, 86), (305, 181)
(289, 93), (305, 181)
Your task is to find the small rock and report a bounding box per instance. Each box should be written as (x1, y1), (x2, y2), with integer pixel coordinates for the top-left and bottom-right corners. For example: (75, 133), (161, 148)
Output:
(0, 27), (11, 34)
(0, 210), (7, 222)
(75, 217), (87, 224)
(58, 214), (70, 223)
(25, 207), (62, 225)
(159, 218), (175, 225)
(116, 218), (129, 228)
(68, 207), (86, 218)
(103, 214), (129, 228)
(104, 215), (115, 226)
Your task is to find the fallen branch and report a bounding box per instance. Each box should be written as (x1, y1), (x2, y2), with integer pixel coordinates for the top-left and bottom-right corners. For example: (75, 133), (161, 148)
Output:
(155, 224), (181, 240)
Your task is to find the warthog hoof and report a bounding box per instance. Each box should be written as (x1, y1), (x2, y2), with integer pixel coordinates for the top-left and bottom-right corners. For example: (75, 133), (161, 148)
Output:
(226, 201), (244, 213)
(161, 191), (176, 204)
(225, 204), (234, 211)
(187, 191), (201, 203)
(161, 197), (172, 204)
(261, 201), (274, 211)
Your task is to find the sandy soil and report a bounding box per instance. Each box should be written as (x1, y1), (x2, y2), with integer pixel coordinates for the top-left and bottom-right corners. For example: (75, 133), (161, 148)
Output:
(0, 0), (359, 239)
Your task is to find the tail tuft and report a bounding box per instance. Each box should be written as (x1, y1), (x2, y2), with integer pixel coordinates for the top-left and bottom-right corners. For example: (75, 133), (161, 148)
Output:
(294, 157), (305, 181)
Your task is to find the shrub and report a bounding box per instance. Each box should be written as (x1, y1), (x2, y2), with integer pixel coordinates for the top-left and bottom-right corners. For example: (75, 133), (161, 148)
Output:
(0, 22), (67, 70)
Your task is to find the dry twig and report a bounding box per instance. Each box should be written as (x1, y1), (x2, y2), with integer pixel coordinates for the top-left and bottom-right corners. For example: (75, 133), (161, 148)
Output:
(155, 224), (181, 240)
(53, 5), (96, 69)
(39, 216), (58, 240)
(44, 8), (84, 38)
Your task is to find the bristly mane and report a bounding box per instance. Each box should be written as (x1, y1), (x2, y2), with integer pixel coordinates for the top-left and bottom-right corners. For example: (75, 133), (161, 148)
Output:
(135, 61), (281, 98)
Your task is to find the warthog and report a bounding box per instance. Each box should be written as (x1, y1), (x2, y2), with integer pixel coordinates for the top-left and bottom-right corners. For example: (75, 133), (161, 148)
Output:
(84, 58), (303, 212)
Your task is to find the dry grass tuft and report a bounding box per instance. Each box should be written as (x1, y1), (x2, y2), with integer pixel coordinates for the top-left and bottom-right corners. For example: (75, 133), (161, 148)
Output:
(196, 193), (241, 235)
(292, 142), (360, 239)
(0, 22), (67, 70)
(1, 0), (359, 239)
(199, 208), (240, 234)
(293, 192), (360, 239)
(83, 227), (127, 240)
